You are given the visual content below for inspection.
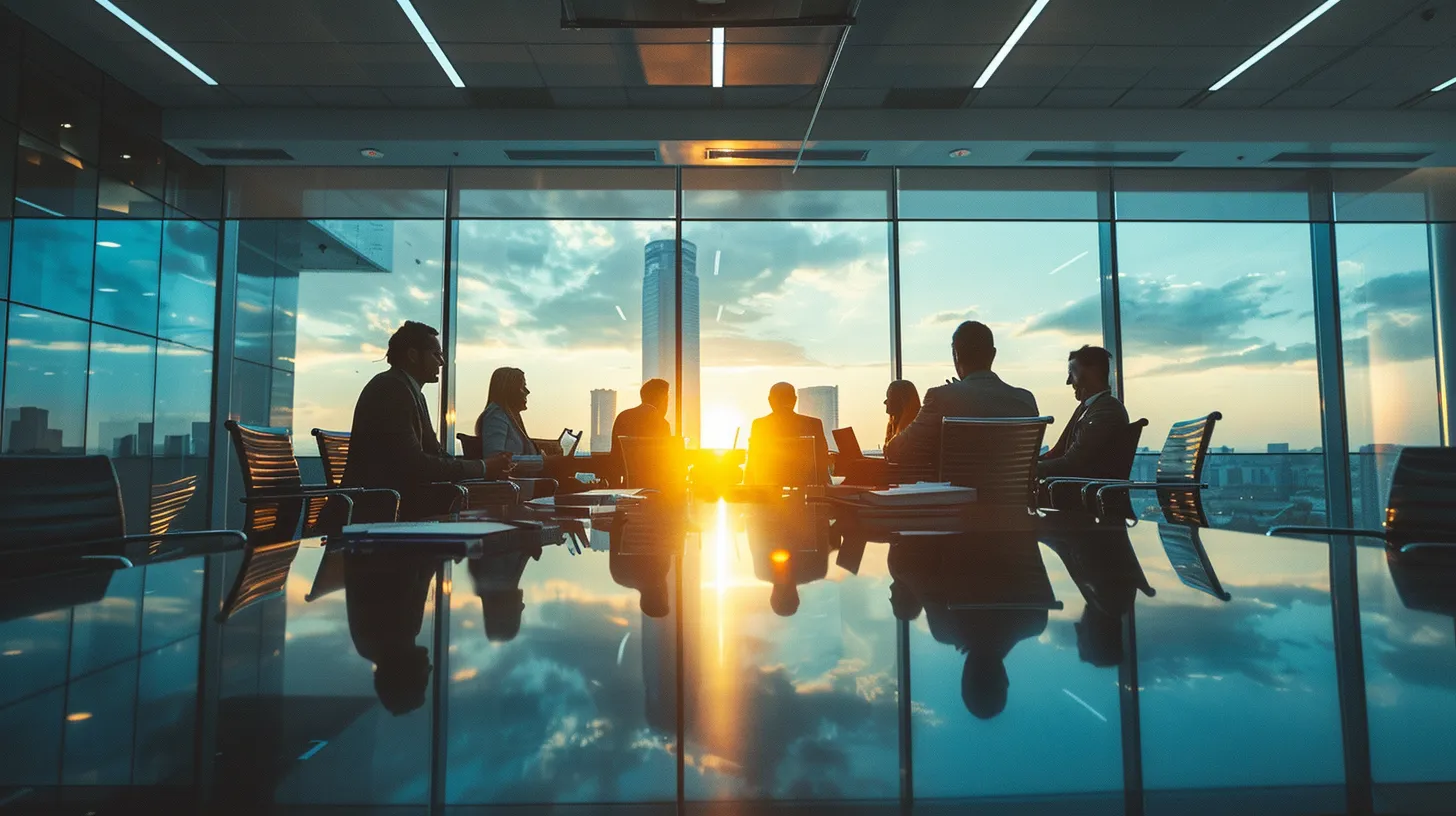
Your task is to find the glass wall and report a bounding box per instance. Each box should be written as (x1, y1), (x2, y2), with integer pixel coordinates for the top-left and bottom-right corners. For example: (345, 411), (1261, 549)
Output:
(0, 11), (222, 789)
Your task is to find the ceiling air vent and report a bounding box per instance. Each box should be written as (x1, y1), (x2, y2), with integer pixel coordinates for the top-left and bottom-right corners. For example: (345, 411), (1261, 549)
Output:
(1026, 150), (1183, 163)
(705, 148), (868, 162)
(198, 147), (295, 161)
(504, 149), (659, 162)
(1269, 151), (1431, 163)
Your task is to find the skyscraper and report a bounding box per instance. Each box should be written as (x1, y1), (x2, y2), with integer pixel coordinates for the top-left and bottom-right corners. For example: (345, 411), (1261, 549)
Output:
(590, 388), (617, 454)
(797, 386), (840, 450)
(642, 239), (700, 446)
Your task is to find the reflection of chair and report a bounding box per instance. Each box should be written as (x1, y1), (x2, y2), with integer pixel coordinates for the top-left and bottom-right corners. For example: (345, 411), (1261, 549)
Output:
(1269, 447), (1456, 554)
(1041, 418), (1149, 511)
(1083, 412), (1222, 518)
(746, 435), (820, 487)
(226, 420), (399, 533)
(0, 455), (244, 573)
(216, 538), (303, 622)
(621, 436), (687, 491)
(149, 475), (198, 536)
(1157, 524), (1231, 601)
(312, 426), (475, 516)
(939, 417), (1054, 509)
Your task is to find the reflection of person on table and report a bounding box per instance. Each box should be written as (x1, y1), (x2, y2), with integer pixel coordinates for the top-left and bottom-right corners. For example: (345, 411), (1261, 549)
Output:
(1041, 523), (1152, 667)
(345, 553), (437, 716)
(745, 382), (831, 486)
(888, 532), (1050, 718)
(475, 366), (592, 492)
(746, 503), (832, 617)
(467, 546), (541, 642)
(607, 511), (680, 619)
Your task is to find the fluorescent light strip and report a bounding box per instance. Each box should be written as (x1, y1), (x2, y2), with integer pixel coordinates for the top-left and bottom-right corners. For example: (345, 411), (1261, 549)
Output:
(712, 28), (725, 88)
(1210, 0), (1344, 91)
(974, 0), (1050, 89)
(93, 0), (216, 85)
(1434, 74), (1456, 93)
(15, 197), (66, 217)
(395, 0), (464, 88)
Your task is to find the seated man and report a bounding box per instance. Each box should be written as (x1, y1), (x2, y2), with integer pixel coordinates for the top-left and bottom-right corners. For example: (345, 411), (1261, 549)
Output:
(745, 382), (831, 486)
(884, 320), (1038, 474)
(608, 378), (672, 485)
(1038, 345), (1130, 479)
(343, 321), (510, 519)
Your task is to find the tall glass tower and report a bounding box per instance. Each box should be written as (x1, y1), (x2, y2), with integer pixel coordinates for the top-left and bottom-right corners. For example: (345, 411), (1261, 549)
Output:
(642, 239), (700, 446)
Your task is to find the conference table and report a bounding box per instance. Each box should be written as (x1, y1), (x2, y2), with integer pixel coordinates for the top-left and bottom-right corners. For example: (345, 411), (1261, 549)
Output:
(3, 492), (1454, 815)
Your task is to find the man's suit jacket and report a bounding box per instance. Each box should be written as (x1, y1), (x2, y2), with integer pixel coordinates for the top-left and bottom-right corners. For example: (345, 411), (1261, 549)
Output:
(884, 371), (1039, 470)
(746, 410), (831, 485)
(609, 403), (670, 454)
(342, 368), (486, 495)
(1037, 394), (1130, 479)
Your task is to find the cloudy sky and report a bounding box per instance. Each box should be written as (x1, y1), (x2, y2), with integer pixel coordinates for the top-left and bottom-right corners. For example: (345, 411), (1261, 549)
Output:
(284, 208), (1439, 457)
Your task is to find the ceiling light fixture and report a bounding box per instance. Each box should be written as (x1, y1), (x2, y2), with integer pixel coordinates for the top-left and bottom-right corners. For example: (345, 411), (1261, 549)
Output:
(93, 0), (217, 85)
(974, 0), (1050, 88)
(949, 148), (972, 158)
(1434, 74), (1456, 93)
(360, 148), (384, 159)
(61, 123), (73, 129)
(1209, 0), (1345, 91)
(97, 241), (122, 248)
(120, 153), (131, 159)
(711, 27), (725, 88)
(394, 0), (464, 88)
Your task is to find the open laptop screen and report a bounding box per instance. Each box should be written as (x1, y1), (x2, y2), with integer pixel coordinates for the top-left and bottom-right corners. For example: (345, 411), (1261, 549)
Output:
(832, 427), (863, 460)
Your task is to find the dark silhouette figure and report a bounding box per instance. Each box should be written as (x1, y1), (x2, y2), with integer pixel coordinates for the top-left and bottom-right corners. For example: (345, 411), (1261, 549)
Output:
(1040, 520), (1154, 667)
(342, 321), (509, 519)
(884, 379), (922, 450)
(476, 367), (590, 490)
(344, 552), (437, 716)
(745, 382), (831, 486)
(888, 531), (1052, 718)
(1038, 345), (1131, 479)
(467, 546), (542, 642)
(885, 321), (1039, 472)
(746, 502), (833, 617)
(609, 378), (672, 486)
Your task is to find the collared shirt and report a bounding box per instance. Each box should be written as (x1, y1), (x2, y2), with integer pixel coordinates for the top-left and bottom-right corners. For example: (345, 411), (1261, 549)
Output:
(1082, 389), (1112, 409)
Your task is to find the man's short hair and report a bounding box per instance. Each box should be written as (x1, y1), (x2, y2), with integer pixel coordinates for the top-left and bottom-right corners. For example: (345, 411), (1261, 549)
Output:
(952, 321), (995, 369)
(386, 321), (440, 367)
(640, 378), (670, 403)
(1068, 345), (1112, 382)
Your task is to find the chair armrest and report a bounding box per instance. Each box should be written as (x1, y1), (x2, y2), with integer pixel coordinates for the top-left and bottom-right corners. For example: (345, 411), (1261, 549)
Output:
(239, 488), (359, 504)
(80, 554), (134, 569)
(1094, 481), (1207, 499)
(427, 481), (469, 496)
(1042, 476), (1115, 487)
(1397, 541), (1456, 554)
(1266, 525), (1387, 539)
(123, 530), (249, 562)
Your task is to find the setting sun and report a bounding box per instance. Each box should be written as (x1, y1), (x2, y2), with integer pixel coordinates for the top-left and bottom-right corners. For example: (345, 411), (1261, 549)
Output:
(699, 403), (747, 450)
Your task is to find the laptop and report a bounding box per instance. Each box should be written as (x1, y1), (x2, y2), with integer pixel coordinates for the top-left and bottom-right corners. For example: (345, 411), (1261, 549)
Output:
(832, 427), (864, 461)
(557, 428), (583, 457)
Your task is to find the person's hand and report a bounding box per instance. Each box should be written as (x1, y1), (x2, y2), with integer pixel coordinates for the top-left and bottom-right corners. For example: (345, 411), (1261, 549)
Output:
(484, 452), (514, 478)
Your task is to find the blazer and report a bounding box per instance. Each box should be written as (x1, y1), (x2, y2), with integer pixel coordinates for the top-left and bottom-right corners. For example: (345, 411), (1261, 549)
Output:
(342, 368), (486, 493)
(475, 403), (538, 457)
(609, 403), (671, 454)
(1038, 392), (1131, 479)
(745, 410), (831, 485)
(884, 370), (1039, 469)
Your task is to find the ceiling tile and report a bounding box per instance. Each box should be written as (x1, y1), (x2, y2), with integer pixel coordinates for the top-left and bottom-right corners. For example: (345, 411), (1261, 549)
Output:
(1038, 87), (1123, 108)
(968, 87), (1049, 108)
(1196, 88), (1282, 108)
(987, 45), (1089, 87)
(1114, 88), (1198, 108)
(376, 86), (471, 107)
(624, 86), (716, 108)
(302, 86), (394, 107)
(823, 87), (889, 108)
(1335, 87), (1426, 109)
(547, 86), (629, 107)
(727, 45), (832, 86)
(446, 44), (543, 87)
(1136, 47), (1253, 89)
(528, 44), (625, 86)
(227, 85), (318, 106)
(634, 43), (711, 86)
(1264, 88), (1354, 108)
(834, 45), (996, 88)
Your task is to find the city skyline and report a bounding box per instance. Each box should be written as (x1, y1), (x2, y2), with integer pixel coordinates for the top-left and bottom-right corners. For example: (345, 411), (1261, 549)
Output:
(642, 238), (700, 446)
(590, 389), (617, 454)
(796, 386), (840, 451)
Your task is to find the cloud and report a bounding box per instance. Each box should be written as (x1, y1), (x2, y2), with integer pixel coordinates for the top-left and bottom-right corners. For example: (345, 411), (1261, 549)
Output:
(1144, 341), (1317, 375)
(1340, 271), (1437, 366)
(701, 336), (821, 367)
(919, 307), (979, 327)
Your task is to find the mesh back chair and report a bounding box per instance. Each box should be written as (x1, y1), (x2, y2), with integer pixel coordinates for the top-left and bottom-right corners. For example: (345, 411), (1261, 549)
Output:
(311, 428), (352, 488)
(149, 475), (198, 537)
(1269, 446), (1456, 553)
(314, 427), (521, 515)
(1041, 418), (1149, 511)
(0, 455), (243, 573)
(747, 436), (822, 487)
(621, 436), (687, 491)
(455, 432), (550, 503)
(225, 420), (399, 534)
(938, 417), (1054, 510)
(1081, 412), (1222, 518)
(1158, 523), (1231, 601)
(216, 539), (302, 622)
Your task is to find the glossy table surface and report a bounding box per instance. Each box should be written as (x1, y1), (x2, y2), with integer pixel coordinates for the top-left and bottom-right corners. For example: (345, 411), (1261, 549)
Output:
(2, 494), (1454, 815)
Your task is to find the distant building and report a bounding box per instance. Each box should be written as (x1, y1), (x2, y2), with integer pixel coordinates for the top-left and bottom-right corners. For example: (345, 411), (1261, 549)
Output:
(7, 407), (63, 453)
(164, 435), (190, 457)
(797, 386), (840, 450)
(590, 389), (617, 454)
(1356, 443), (1404, 528)
(643, 239), (699, 446)
(192, 422), (212, 457)
(1267, 443), (1290, 453)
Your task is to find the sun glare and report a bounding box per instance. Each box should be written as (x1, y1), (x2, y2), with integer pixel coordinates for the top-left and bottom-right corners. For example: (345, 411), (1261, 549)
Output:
(699, 403), (747, 450)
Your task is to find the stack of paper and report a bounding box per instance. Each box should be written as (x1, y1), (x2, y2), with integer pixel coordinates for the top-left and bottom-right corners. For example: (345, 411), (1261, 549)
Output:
(860, 482), (977, 507)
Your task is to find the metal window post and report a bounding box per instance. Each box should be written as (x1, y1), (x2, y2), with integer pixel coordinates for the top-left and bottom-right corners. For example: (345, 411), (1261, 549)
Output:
(1100, 171), (1125, 399)
(1429, 222), (1456, 445)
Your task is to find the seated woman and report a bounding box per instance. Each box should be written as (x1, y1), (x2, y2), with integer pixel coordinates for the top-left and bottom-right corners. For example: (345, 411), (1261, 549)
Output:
(836, 380), (921, 486)
(475, 367), (594, 494)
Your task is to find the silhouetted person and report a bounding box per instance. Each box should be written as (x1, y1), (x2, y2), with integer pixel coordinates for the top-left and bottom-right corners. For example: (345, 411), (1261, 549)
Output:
(477, 367), (588, 491)
(887, 532), (1050, 719)
(747, 502), (832, 617)
(343, 321), (510, 520)
(745, 382), (831, 486)
(1038, 345), (1130, 479)
(885, 321), (1038, 472)
(884, 379), (921, 450)
(1041, 520), (1153, 668)
(608, 504), (684, 619)
(345, 553), (437, 716)
(467, 547), (541, 642)
(609, 378), (672, 486)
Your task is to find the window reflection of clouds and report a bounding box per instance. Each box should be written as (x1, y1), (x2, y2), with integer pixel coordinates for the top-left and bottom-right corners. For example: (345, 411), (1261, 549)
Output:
(3, 304), (89, 454)
(92, 219), (161, 335)
(10, 218), (95, 318)
(158, 220), (218, 351)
